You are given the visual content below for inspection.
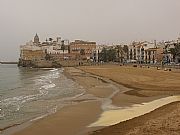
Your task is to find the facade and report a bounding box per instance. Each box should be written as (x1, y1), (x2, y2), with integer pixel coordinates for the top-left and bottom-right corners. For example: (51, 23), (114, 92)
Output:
(19, 43), (45, 67)
(155, 47), (164, 63)
(163, 40), (177, 63)
(69, 40), (96, 60)
(20, 48), (45, 61)
(127, 39), (180, 64)
(19, 34), (69, 67)
(20, 40), (45, 61)
(128, 41), (163, 64)
(145, 48), (163, 64)
(19, 34), (180, 67)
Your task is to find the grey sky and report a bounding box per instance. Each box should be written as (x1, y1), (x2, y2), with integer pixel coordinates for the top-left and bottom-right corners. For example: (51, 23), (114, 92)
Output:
(0, 0), (180, 61)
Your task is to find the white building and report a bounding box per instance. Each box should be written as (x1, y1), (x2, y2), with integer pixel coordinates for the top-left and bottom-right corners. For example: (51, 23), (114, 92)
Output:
(20, 34), (69, 61)
(128, 41), (156, 63)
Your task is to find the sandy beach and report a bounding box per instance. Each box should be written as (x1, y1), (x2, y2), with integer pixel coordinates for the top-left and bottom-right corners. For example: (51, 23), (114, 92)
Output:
(8, 64), (180, 135)
(8, 66), (115, 135)
(12, 101), (102, 135)
(79, 65), (180, 135)
(79, 65), (180, 96)
(89, 101), (180, 135)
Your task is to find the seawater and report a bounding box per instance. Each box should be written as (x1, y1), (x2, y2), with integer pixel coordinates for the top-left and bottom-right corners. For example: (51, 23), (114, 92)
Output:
(0, 64), (85, 130)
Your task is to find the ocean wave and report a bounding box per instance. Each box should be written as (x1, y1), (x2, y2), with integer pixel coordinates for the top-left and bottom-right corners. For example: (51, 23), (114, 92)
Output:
(50, 68), (58, 72)
(39, 72), (59, 80)
(0, 84), (54, 117)
(0, 69), (60, 118)
(41, 83), (56, 90)
(30, 114), (48, 122)
(0, 108), (4, 118)
(30, 105), (58, 122)
(0, 67), (89, 131)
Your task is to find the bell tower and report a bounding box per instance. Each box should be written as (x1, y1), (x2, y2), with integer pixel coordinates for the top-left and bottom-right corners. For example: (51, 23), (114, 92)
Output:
(34, 33), (40, 44)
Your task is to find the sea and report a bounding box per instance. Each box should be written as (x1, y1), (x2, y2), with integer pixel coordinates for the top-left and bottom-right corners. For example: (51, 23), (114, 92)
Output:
(0, 64), (85, 130)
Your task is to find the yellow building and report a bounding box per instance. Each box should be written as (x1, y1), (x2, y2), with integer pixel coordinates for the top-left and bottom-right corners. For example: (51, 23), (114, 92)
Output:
(20, 49), (45, 61)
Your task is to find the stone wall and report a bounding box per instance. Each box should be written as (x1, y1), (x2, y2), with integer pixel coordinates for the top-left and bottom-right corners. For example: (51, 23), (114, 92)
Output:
(18, 59), (92, 68)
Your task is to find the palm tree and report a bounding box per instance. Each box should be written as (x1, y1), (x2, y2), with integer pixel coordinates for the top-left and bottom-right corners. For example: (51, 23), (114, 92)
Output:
(61, 40), (65, 59)
(49, 38), (53, 42)
(170, 43), (180, 62)
(116, 45), (124, 63)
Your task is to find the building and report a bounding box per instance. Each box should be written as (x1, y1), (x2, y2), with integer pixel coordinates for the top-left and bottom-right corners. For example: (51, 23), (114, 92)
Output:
(94, 44), (111, 62)
(19, 34), (69, 67)
(145, 48), (163, 64)
(163, 40), (178, 63)
(20, 45), (45, 61)
(19, 40), (45, 67)
(41, 37), (69, 56)
(69, 40), (96, 60)
(128, 41), (162, 63)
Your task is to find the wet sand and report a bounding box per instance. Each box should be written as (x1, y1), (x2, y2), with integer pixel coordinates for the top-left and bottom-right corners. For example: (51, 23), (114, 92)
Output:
(12, 101), (102, 135)
(9, 67), (116, 135)
(64, 67), (116, 98)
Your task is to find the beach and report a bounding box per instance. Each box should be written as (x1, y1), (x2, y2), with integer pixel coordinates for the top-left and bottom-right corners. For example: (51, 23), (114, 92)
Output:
(8, 64), (180, 135)
(90, 101), (180, 135)
(79, 65), (180, 135)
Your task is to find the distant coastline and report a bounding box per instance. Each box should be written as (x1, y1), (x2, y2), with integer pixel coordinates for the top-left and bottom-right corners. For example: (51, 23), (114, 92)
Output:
(0, 61), (18, 64)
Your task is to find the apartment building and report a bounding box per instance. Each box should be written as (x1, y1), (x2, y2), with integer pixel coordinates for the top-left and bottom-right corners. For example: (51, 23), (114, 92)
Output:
(69, 40), (96, 60)
(128, 41), (162, 63)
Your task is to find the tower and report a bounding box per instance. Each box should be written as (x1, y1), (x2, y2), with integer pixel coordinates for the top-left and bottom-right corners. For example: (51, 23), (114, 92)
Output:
(57, 37), (61, 45)
(34, 33), (40, 44)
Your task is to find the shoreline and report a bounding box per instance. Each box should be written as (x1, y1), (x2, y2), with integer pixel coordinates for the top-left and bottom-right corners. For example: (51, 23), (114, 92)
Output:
(89, 101), (180, 135)
(3, 65), (180, 135)
(78, 65), (180, 135)
(2, 67), (110, 135)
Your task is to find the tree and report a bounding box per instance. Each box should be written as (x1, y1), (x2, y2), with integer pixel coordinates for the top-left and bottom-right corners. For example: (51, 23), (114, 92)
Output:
(80, 49), (85, 55)
(99, 48), (117, 62)
(123, 45), (129, 53)
(170, 43), (180, 61)
(45, 54), (51, 61)
(117, 46), (124, 62)
(116, 45), (127, 63)
(107, 48), (116, 62)
(123, 45), (129, 60)
(99, 48), (108, 62)
(61, 40), (65, 52)
(61, 40), (66, 60)
(170, 48), (176, 61)
(49, 38), (53, 42)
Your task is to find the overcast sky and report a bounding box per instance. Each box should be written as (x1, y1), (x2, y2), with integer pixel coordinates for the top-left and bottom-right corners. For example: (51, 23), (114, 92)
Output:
(0, 0), (180, 61)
